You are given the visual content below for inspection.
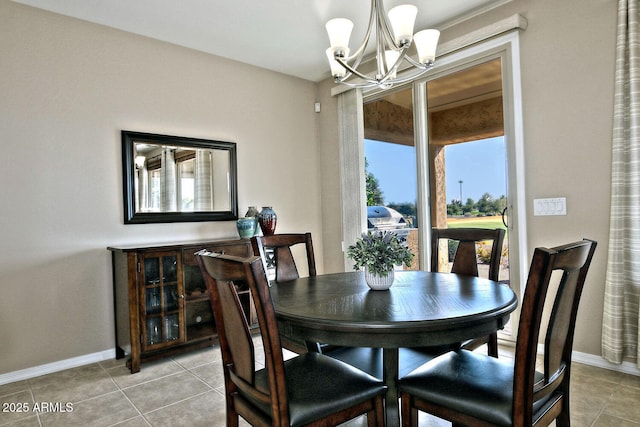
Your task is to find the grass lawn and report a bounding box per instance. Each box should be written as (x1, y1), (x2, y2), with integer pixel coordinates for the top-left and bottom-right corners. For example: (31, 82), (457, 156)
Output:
(447, 215), (506, 230)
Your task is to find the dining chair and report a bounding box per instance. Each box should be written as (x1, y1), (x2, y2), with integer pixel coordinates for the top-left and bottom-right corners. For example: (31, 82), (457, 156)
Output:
(251, 233), (321, 353)
(251, 233), (316, 283)
(398, 238), (597, 427)
(431, 227), (506, 357)
(251, 233), (383, 360)
(196, 253), (387, 427)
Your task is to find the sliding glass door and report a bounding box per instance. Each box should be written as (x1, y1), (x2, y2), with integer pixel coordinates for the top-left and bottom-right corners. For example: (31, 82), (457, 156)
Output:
(343, 33), (526, 342)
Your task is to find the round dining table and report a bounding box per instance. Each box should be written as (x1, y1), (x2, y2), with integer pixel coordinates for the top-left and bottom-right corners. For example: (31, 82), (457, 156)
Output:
(269, 270), (518, 427)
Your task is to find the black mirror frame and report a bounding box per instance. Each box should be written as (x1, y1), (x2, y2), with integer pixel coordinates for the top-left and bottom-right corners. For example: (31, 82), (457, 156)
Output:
(122, 130), (238, 224)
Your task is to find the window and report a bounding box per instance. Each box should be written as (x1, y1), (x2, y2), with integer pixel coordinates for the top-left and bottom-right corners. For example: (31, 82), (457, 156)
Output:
(138, 149), (201, 212)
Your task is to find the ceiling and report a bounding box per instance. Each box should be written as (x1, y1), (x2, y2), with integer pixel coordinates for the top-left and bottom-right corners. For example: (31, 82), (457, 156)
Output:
(13, 0), (505, 82)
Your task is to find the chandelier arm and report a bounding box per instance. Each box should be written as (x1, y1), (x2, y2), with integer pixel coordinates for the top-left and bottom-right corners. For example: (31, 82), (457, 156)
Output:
(338, 0), (375, 80)
(332, 79), (381, 89)
(375, 16), (386, 79)
(335, 60), (434, 89)
(377, 47), (409, 85)
(335, 57), (383, 85)
(403, 55), (430, 69)
(337, 41), (414, 87)
(376, 0), (403, 50)
(337, 48), (429, 89)
(346, 0), (377, 62)
(335, 66), (430, 89)
(345, 49), (369, 70)
(375, 0), (408, 81)
(383, 64), (435, 86)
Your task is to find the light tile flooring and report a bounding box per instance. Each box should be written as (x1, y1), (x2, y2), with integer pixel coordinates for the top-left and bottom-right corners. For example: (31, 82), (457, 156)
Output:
(1, 340), (640, 427)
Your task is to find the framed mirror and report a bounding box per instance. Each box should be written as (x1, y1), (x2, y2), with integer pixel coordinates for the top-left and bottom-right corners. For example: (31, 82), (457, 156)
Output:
(122, 130), (238, 224)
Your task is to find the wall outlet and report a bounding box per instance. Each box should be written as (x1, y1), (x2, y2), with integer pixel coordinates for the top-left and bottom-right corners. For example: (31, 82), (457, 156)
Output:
(533, 197), (567, 216)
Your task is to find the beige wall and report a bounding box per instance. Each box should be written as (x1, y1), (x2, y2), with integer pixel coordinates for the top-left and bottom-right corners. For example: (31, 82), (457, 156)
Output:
(0, 0), (622, 376)
(319, 0), (617, 358)
(0, 0), (323, 374)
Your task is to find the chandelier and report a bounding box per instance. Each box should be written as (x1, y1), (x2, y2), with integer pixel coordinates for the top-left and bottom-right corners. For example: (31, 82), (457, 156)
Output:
(325, 0), (440, 89)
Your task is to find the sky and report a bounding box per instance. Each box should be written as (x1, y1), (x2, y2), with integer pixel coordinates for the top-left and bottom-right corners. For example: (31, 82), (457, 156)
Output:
(364, 136), (507, 205)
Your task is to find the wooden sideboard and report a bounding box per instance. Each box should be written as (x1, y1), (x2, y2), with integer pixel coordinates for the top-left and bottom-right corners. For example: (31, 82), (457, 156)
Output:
(109, 238), (255, 373)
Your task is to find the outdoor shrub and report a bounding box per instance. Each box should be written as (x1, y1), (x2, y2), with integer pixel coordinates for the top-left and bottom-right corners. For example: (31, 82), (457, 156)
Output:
(447, 239), (508, 267)
(448, 240), (458, 262)
(478, 241), (509, 266)
(477, 241), (493, 264)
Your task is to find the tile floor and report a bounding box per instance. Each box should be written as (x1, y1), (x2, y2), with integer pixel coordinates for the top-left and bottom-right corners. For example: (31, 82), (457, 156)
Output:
(1, 340), (639, 427)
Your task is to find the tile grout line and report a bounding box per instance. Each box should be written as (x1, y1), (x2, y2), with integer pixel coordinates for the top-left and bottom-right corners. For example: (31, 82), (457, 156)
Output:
(113, 367), (189, 392)
(29, 385), (42, 427)
(114, 367), (216, 424)
(140, 389), (215, 418)
(105, 361), (165, 427)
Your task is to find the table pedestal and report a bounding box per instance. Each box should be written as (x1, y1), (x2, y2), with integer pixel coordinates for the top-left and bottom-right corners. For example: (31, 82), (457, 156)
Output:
(383, 348), (400, 427)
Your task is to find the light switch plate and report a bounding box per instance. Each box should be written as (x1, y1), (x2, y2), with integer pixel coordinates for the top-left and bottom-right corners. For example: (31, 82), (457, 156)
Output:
(533, 197), (567, 216)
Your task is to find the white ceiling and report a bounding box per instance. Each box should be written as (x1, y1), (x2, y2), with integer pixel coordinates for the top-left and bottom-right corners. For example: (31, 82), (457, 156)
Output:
(13, 0), (503, 82)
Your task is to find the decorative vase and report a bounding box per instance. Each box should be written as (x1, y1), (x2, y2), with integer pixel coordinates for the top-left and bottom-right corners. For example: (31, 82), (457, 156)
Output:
(236, 217), (258, 239)
(364, 268), (394, 291)
(245, 206), (259, 218)
(244, 206), (260, 236)
(257, 206), (277, 236)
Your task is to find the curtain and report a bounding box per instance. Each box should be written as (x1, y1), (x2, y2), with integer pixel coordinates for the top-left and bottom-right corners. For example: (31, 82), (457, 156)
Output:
(602, 0), (640, 367)
(137, 163), (149, 212)
(337, 89), (367, 271)
(161, 148), (177, 212)
(194, 149), (213, 211)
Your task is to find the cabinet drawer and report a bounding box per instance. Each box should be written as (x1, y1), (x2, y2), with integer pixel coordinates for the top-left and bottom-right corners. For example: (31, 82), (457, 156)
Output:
(182, 241), (251, 265)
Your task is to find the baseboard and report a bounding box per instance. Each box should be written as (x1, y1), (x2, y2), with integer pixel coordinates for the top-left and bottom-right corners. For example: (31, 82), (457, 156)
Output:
(528, 342), (640, 377)
(572, 350), (640, 376)
(1, 346), (638, 386)
(501, 339), (640, 376)
(0, 348), (116, 386)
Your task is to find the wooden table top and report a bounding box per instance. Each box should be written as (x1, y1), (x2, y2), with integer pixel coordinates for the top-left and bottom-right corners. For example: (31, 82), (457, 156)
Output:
(270, 270), (517, 348)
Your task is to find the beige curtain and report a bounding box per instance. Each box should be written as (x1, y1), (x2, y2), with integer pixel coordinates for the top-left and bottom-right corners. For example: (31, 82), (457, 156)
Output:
(161, 148), (177, 211)
(137, 163), (149, 212)
(194, 149), (213, 211)
(602, 0), (640, 367)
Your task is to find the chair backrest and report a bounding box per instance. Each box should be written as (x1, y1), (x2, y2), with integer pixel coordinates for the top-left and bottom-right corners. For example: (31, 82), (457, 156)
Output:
(512, 239), (597, 425)
(430, 227), (505, 281)
(251, 233), (316, 282)
(196, 253), (291, 424)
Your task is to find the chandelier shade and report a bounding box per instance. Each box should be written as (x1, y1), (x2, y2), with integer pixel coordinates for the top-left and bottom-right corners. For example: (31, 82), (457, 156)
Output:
(387, 5), (417, 45)
(325, 0), (440, 89)
(326, 47), (350, 78)
(326, 18), (353, 57)
(413, 29), (440, 64)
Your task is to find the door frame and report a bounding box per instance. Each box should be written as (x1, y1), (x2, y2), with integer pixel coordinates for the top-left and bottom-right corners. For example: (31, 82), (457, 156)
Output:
(339, 30), (527, 342)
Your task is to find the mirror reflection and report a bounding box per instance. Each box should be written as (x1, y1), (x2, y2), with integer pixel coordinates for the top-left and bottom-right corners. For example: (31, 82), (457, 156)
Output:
(134, 144), (231, 213)
(122, 131), (238, 224)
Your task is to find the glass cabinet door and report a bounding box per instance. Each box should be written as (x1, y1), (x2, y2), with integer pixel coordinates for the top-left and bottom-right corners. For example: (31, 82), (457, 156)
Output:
(140, 252), (185, 350)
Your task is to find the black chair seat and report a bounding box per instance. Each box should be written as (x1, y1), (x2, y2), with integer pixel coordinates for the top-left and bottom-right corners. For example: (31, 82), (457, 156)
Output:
(323, 346), (455, 380)
(322, 347), (384, 379)
(400, 350), (552, 427)
(249, 352), (386, 427)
